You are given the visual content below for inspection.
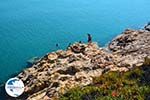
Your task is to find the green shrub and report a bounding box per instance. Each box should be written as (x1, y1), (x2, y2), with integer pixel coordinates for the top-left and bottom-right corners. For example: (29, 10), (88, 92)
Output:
(60, 65), (150, 100)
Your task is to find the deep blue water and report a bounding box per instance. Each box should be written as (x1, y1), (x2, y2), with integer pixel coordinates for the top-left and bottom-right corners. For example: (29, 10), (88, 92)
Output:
(0, 0), (150, 84)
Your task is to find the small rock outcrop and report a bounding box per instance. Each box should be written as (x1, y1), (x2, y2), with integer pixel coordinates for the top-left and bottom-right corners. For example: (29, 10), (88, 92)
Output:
(27, 57), (40, 66)
(109, 29), (150, 67)
(144, 22), (150, 31)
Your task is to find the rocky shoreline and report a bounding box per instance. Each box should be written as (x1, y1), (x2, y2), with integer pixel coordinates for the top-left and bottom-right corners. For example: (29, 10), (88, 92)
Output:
(109, 29), (150, 67)
(5, 26), (150, 100)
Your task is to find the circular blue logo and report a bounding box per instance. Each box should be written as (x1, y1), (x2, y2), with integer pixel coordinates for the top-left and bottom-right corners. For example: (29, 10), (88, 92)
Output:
(5, 77), (24, 97)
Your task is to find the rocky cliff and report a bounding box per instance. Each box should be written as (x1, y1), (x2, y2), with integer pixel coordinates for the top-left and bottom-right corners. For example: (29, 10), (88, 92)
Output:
(13, 28), (150, 100)
(109, 29), (150, 67)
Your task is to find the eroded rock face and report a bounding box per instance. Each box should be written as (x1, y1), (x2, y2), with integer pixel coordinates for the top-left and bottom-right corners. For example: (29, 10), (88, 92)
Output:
(109, 29), (150, 67)
(15, 29), (150, 100)
(17, 43), (117, 100)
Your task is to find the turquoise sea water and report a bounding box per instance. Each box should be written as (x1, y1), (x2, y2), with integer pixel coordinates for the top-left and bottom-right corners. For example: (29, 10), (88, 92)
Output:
(0, 0), (150, 84)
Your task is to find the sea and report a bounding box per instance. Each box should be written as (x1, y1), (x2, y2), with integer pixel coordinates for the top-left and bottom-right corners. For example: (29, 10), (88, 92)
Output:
(0, 0), (150, 97)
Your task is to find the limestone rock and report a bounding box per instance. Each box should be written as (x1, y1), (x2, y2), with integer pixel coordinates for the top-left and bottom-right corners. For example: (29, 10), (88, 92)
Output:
(17, 42), (116, 100)
(48, 53), (58, 61)
(109, 29), (150, 67)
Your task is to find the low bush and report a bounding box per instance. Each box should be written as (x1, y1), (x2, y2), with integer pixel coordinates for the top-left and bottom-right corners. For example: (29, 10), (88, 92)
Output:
(60, 64), (150, 100)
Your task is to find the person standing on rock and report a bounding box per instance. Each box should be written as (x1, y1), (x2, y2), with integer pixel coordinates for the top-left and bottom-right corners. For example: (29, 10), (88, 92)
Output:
(87, 33), (92, 43)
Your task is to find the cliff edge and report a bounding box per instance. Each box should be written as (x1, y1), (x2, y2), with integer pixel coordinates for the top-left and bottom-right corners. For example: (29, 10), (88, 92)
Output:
(10, 28), (150, 100)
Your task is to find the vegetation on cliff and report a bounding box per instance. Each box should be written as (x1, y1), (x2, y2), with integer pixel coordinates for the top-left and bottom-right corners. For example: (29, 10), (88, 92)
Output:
(60, 58), (150, 100)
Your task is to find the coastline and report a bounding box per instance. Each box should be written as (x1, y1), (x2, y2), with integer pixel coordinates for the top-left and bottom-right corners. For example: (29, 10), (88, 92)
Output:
(2, 25), (150, 99)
